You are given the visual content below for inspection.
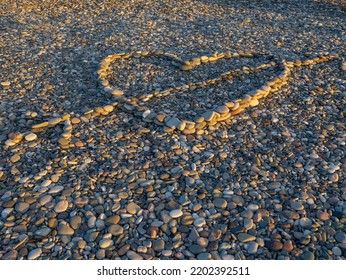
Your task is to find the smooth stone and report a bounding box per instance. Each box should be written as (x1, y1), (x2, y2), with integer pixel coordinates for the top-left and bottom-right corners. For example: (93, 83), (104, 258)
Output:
(194, 217), (206, 227)
(332, 247), (342, 256)
(2, 250), (18, 260)
(126, 250), (143, 260)
(291, 201), (304, 211)
(170, 209), (183, 218)
(54, 200), (68, 213)
(25, 133), (37, 141)
(335, 232), (346, 244)
(202, 111), (216, 122)
(197, 253), (212, 260)
(108, 225), (124, 236)
(28, 248), (42, 260)
(213, 198), (227, 209)
(300, 251), (315, 260)
(165, 117), (182, 129)
(152, 239), (165, 252)
(15, 202), (30, 214)
(57, 224), (74, 235)
(112, 89), (124, 96)
(35, 227), (51, 237)
(1, 81), (11, 87)
(99, 239), (114, 249)
(126, 202), (141, 215)
(247, 242), (259, 254)
(237, 233), (256, 243)
(265, 239), (283, 251)
(70, 216), (82, 230)
(299, 217), (313, 228)
(118, 245), (130, 256)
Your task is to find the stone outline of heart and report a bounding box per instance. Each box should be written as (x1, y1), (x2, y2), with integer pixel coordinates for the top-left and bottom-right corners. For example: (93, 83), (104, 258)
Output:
(97, 50), (338, 135)
(4, 50), (340, 147)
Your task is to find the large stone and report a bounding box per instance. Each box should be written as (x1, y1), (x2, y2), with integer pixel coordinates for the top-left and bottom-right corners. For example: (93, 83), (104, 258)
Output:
(237, 233), (256, 243)
(108, 225), (124, 236)
(126, 202), (141, 215)
(169, 209), (183, 218)
(57, 224), (74, 235)
(15, 202), (30, 214)
(28, 248), (42, 260)
(54, 200), (68, 213)
(213, 198), (227, 209)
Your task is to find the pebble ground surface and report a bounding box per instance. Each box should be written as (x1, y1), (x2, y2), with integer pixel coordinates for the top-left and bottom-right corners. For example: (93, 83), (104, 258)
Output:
(0, 0), (345, 260)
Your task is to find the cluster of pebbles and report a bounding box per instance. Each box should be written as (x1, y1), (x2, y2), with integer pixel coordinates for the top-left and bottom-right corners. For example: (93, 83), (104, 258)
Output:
(0, 0), (345, 260)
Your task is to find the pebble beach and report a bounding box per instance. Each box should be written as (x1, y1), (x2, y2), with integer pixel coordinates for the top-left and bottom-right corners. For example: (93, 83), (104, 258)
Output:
(0, 0), (345, 260)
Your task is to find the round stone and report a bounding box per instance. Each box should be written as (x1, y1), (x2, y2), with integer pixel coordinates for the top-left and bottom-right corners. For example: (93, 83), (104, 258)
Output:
(265, 239), (283, 251)
(15, 202), (30, 214)
(299, 217), (313, 228)
(108, 225), (124, 236)
(25, 133), (37, 141)
(335, 232), (346, 244)
(169, 209), (183, 218)
(99, 239), (114, 249)
(194, 217), (206, 227)
(213, 198), (227, 209)
(332, 246), (342, 256)
(126, 202), (141, 215)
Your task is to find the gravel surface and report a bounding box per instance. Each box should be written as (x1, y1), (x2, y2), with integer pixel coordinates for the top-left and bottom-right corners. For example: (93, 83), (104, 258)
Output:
(0, 0), (345, 260)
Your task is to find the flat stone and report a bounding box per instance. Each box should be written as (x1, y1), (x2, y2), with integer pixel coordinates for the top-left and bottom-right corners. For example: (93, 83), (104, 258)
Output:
(213, 198), (227, 209)
(126, 202), (141, 215)
(1, 81), (11, 87)
(202, 111), (216, 122)
(169, 209), (183, 218)
(25, 133), (37, 141)
(165, 117), (182, 129)
(28, 248), (42, 260)
(112, 89), (124, 96)
(237, 233), (256, 243)
(35, 227), (51, 237)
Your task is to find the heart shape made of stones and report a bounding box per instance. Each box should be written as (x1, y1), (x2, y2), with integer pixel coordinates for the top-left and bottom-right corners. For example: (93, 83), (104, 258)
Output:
(97, 50), (338, 135)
